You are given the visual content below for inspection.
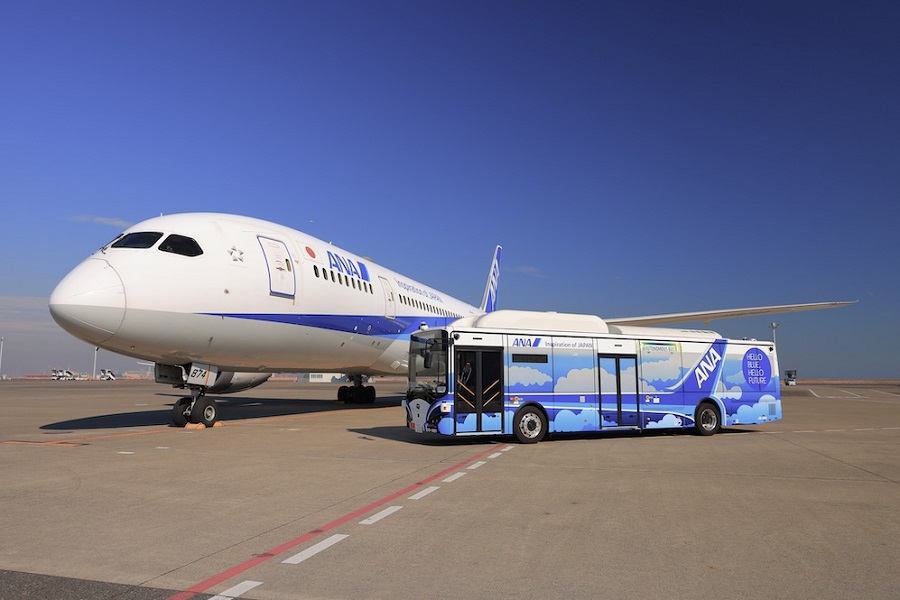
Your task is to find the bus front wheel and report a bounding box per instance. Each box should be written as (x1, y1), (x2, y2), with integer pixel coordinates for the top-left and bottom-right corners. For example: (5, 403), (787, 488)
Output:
(513, 406), (547, 444)
(694, 402), (721, 436)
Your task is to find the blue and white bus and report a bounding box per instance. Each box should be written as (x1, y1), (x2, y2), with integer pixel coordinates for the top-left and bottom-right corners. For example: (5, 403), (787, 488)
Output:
(403, 310), (781, 443)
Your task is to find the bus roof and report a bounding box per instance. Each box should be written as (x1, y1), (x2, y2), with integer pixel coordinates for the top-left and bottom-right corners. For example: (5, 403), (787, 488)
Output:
(455, 310), (610, 333)
(450, 310), (722, 339)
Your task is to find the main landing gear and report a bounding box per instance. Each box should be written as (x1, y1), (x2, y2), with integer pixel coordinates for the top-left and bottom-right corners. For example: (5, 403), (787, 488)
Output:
(337, 375), (376, 404)
(171, 388), (219, 427)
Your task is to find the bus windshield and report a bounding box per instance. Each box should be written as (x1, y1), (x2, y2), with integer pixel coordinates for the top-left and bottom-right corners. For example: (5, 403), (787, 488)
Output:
(408, 329), (449, 399)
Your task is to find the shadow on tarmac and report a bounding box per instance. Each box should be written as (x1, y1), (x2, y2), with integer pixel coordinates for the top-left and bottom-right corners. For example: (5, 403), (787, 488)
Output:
(351, 424), (759, 446)
(39, 393), (405, 431)
(351, 425), (510, 446)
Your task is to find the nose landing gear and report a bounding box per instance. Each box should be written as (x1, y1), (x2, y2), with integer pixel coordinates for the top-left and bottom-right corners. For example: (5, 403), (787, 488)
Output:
(171, 388), (219, 428)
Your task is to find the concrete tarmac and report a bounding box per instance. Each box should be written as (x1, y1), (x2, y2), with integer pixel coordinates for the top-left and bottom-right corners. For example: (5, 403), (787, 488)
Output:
(0, 380), (898, 599)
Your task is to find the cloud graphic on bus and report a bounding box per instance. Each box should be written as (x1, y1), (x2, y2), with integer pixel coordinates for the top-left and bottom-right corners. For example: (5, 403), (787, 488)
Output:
(720, 385), (743, 400)
(645, 413), (685, 428)
(601, 415), (619, 427)
(641, 358), (683, 390)
(555, 368), (595, 392)
(640, 379), (672, 394)
(732, 397), (778, 424)
(509, 365), (552, 387)
(723, 368), (748, 388)
(639, 354), (682, 383)
(553, 409), (593, 431)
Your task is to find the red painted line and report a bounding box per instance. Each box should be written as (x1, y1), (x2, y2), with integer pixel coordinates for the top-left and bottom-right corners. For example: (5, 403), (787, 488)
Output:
(2, 429), (165, 447)
(167, 443), (508, 600)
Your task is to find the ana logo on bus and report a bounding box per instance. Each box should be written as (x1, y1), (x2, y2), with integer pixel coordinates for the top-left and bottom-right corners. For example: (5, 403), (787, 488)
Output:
(694, 347), (722, 387)
(512, 337), (542, 347)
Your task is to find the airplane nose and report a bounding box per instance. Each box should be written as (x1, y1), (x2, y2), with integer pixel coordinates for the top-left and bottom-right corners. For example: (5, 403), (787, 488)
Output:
(49, 258), (126, 345)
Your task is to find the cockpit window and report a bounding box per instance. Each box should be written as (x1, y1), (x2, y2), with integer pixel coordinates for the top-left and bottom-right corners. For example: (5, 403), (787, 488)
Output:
(158, 234), (203, 257)
(111, 232), (164, 249)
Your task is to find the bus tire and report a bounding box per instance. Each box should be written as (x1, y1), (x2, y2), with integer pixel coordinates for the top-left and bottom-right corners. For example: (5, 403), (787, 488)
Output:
(694, 401), (721, 436)
(513, 406), (547, 444)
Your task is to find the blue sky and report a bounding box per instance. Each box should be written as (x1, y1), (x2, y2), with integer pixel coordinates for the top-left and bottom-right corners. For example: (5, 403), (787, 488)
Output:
(0, 1), (897, 379)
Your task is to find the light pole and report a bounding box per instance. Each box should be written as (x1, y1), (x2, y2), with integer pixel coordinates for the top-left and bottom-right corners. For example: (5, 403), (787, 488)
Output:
(0, 337), (4, 380)
(769, 322), (779, 346)
(92, 346), (98, 380)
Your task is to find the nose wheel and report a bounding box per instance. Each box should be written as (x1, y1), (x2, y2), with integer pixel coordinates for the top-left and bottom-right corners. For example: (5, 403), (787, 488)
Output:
(171, 390), (219, 427)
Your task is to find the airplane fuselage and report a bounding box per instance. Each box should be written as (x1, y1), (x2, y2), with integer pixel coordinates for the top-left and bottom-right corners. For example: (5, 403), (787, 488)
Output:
(50, 213), (483, 376)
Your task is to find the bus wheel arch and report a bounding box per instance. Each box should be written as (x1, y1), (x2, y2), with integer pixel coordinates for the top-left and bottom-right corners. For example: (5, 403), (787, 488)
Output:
(512, 404), (548, 444)
(694, 400), (721, 436)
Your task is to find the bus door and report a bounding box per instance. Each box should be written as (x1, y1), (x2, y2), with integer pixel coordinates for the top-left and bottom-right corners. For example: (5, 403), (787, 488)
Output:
(598, 354), (639, 428)
(454, 348), (504, 434)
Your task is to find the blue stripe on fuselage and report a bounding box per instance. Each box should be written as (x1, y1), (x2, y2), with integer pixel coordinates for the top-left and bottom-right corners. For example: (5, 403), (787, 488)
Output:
(203, 313), (454, 337)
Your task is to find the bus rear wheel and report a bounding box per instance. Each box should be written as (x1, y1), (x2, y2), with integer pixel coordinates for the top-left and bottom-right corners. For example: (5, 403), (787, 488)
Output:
(694, 402), (721, 436)
(513, 406), (547, 444)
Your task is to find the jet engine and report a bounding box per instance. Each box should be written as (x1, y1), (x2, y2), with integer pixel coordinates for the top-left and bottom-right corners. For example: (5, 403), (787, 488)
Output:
(207, 371), (272, 394)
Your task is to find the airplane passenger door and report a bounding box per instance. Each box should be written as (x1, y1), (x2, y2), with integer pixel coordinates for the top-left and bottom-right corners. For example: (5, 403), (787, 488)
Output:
(258, 236), (296, 299)
(598, 354), (639, 427)
(378, 276), (395, 319)
(454, 348), (504, 434)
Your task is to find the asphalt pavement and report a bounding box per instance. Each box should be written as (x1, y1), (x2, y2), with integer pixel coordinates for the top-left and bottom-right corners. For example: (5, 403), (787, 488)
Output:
(1, 380), (898, 600)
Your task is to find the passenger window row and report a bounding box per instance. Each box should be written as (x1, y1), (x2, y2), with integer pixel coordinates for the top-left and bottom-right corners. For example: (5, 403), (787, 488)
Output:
(312, 265), (374, 294)
(399, 294), (460, 319)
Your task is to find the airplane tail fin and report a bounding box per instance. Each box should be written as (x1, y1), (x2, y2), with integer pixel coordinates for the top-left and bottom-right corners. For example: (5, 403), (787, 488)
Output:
(479, 245), (502, 313)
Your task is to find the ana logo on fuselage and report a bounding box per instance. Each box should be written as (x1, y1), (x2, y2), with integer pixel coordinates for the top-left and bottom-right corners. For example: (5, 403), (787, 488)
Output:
(327, 251), (370, 281)
(512, 337), (542, 347)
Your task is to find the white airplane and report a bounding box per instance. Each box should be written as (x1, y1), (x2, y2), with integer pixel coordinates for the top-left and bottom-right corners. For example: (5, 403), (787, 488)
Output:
(50, 213), (502, 425)
(49, 212), (853, 427)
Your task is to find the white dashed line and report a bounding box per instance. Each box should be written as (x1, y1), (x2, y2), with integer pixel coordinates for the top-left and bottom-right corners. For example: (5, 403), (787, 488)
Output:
(408, 486), (439, 500)
(443, 472), (466, 483)
(359, 506), (403, 525)
(467, 461), (486, 470)
(282, 534), (349, 565)
(488, 452), (503, 459)
(209, 580), (263, 600)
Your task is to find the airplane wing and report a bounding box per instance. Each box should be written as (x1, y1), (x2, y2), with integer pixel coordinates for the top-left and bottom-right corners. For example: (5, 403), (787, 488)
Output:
(606, 301), (856, 327)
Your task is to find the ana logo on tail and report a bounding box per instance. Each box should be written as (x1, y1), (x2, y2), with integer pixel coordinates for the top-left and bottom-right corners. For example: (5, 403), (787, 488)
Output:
(480, 245), (502, 313)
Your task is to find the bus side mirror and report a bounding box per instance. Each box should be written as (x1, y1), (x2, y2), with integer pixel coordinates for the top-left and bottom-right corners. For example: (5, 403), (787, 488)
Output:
(423, 350), (433, 369)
